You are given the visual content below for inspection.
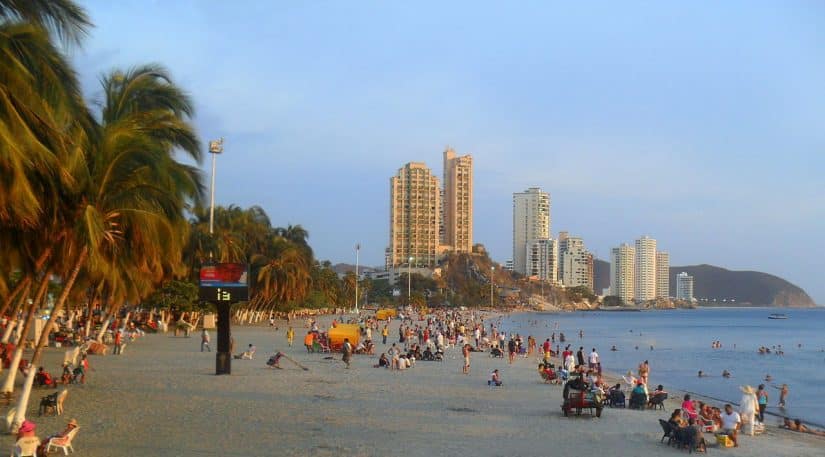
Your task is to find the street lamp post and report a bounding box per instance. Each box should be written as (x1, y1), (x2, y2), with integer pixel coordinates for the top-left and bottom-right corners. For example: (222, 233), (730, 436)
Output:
(208, 138), (224, 235)
(408, 256), (413, 306)
(490, 266), (495, 308)
(354, 243), (360, 314)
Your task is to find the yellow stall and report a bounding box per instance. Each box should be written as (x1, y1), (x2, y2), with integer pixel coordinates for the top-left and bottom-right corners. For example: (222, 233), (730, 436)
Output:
(328, 324), (360, 351)
(375, 309), (397, 321)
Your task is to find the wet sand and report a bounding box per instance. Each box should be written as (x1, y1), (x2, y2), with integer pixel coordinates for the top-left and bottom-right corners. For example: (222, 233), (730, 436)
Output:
(2, 316), (823, 456)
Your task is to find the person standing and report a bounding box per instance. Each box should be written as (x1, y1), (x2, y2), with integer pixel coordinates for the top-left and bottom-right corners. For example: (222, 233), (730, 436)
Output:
(462, 343), (471, 374)
(286, 326), (294, 347)
(576, 347), (585, 367)
(507, 338), (516, 364)
(342, 338), (353, 369)
(756, 384), (768, 422)
(589, 348), (601, 374)
(113, 329), (123, 355)
(776, 383), (789, 408)
(200, 329), (211, 352)
(382, 324), (389, 344)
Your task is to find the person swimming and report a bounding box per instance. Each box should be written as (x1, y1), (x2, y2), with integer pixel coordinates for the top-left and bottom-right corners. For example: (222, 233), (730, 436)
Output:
(698, 370), (705, 377)
(722, 370), (731, 378)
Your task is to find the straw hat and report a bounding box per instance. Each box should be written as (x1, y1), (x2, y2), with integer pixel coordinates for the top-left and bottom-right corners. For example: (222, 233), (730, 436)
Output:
(740, 385), (755, 394)
(67, 418), (78, 427)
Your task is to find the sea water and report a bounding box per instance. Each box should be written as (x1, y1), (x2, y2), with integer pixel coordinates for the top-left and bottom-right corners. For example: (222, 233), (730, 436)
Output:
(500, 307), (825, 427)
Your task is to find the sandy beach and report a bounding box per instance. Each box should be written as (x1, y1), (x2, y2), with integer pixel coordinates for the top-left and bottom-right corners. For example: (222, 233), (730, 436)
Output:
(3, 314), (823, 457)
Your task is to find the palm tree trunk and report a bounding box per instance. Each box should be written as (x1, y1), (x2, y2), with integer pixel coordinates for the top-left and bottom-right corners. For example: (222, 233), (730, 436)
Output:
(95, 301), (118, 342)
(1, 271), (50, 393)
(0, 281), (32, 345)
(12, 247), (87, 433)
(0, 276), (31, 321)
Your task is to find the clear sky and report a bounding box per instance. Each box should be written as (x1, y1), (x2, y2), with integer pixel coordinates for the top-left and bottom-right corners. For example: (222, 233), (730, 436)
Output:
(73, 1), (825, 304)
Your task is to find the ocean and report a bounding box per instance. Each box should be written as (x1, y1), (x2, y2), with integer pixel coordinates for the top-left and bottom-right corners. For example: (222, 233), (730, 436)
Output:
(499, 307), (825, 427)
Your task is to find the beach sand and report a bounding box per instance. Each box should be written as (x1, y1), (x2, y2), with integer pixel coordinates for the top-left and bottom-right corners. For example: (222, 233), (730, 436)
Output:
(3, 315), (823, 456)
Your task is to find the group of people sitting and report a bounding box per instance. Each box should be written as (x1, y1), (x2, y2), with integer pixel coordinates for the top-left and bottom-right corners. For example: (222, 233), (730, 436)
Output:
(233, 344), (256, 360)
(12, 418), (79, 456)
(374, 343), (419, 370)
(354, 339), (375, 355)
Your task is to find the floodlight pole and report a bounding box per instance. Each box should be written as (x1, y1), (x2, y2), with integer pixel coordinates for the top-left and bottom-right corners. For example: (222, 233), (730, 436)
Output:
(354, 243), (360, 314)
(208, 138), (224, 235)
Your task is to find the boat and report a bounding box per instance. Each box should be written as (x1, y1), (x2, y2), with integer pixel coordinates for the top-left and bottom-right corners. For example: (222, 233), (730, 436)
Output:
(768, 313), (788, 320)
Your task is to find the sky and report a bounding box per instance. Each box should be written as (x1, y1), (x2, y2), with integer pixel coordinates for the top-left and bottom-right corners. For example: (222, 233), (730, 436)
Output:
(72, 1), (825, 304)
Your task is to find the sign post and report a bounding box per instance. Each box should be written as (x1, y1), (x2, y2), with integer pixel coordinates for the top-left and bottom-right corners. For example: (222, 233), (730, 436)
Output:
(199, 263), (249, 375)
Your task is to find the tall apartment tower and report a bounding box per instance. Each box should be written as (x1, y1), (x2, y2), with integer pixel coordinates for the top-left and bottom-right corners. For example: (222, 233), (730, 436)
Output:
(634, 235), (657, 302)
(388, 162), (440, 268)
(526, 238), (558, 282)
(441, 147), (473, 253)
(610, 243), (635, 303)
(676, 272), (695, 301)
(656, 251), (670, 298)
(512, 188), (551, 275)
(560, 236), (592, 291)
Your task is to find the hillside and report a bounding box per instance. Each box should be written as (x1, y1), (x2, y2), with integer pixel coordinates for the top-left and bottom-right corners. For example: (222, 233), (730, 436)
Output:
(593, 260), (815, 308)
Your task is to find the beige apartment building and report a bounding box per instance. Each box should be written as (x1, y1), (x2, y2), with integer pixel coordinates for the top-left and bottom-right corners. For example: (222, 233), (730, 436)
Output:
(610, 243), (635, 304)
(656, 251), (670, 298)
(442, 147), (473, 253)
(560, 235), (593, 291)
(512, 188), (551, 275)
(388, 162), (441, 268)
(634, 235), (657, 302)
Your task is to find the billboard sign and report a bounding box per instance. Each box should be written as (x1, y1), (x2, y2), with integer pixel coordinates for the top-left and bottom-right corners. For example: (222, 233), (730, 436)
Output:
(199, 263), (249, 303)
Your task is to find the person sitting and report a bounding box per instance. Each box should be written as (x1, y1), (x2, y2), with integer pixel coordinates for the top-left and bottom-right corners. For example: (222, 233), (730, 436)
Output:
(354, 341), (367, 354)
(488, 369), (503, 386)
(397, 355), (409, 370)
(490, 347), (504, 358)
(14, 420), (40, 457)
(38, 418), (78, 455)
(60, 363), (73, 385)
(648, 384), (667, 408)
(685, 417), (707, 451)
(375, 353), (389, 368)
(266, 352), (284, 368)
(629, 382), (647, 409)
(719, 403), (741, 447)
(34, 367), (56, 388)
(681, 394), (698, 419)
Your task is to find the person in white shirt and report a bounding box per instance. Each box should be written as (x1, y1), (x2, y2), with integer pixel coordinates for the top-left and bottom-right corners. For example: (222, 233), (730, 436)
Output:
(589, 348), (601, 373)
(720, 404), (741, 447)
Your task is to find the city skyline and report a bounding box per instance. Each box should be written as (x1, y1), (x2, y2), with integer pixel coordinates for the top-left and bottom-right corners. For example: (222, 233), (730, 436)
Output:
(73, 1), (825, 303)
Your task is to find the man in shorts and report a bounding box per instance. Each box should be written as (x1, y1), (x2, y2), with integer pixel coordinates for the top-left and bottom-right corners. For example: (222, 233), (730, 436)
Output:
(720, 404), (741, 447)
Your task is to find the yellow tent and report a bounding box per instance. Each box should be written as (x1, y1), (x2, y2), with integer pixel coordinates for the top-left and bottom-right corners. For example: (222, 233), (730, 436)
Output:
(328, 324), (360, 351)
(375, 309), (397, 320)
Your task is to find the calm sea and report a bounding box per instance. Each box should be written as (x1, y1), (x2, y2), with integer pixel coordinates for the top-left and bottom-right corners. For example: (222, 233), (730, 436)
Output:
(500, 307), (825, 427)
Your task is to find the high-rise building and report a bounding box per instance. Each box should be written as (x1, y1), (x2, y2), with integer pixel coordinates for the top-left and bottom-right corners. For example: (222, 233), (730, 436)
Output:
(656, 251), (670, 298)
(441, 147), (473, 253)
(512, 188), (551, 275)
(676, 272), (694, 301)
(634, 235), (657, 302)
(526, 238), (558, 283)
(560, 236), (592, 291)
(610, 243), (635, 303)
(388, 162), (440, 268)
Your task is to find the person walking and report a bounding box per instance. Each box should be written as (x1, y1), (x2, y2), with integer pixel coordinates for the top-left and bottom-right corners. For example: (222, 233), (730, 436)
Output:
(113, 329), (123, 355)
(342, 338), (353, 369)
(462, 343), (471, 374)
(200, 329), (211, 352)
(776, 383), (789, 408)
(286, 326), (294, 347)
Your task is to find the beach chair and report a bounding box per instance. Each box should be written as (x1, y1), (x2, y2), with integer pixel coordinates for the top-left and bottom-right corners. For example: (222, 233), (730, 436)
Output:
(56, 389), (68, 415)
(46, 426), (79, 455)
(648, 393), (667, 410)
(658, 419), (675, 445)
(608, 390), (625, 408)
(628, 391), (647, 409)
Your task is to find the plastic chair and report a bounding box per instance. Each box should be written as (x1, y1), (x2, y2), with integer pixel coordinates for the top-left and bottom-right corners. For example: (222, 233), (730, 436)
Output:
(47, 426), (79, 455)
(11, 437), (39, 457)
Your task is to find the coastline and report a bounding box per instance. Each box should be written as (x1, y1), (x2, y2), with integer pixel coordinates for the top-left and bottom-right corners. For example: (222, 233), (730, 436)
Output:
(2, 312), (821, 456)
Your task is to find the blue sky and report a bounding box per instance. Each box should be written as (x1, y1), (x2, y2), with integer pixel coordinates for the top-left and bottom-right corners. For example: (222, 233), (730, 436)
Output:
(73, 1), (825, 303)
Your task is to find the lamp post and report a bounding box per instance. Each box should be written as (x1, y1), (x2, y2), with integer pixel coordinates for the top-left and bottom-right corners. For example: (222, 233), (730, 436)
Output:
(490, 265), (495, 308)
(208, 138), (224, 235)
(408, 256), (413, 306)
(354, 243), (360, 314)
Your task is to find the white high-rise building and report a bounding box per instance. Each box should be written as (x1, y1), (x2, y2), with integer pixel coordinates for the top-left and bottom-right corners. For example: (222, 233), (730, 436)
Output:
(656, 251), (670, 298)
(610, 243), (635, 303)
(634, 235), (657, 302)
(560, 236), (592, 291)
(676, 272), (695, 301)
(526, 238), (558, 283)
(512, 188), (551, 275)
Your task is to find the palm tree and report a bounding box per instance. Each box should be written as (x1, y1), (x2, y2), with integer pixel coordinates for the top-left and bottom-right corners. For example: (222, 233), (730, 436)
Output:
(11, 64), (203, 431)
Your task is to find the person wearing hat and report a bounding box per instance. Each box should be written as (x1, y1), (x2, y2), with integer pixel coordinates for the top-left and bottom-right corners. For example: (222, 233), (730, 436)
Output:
(739, 385), (759, 435)
(38, 418), (78, 455)
(14, 420), (40, 456)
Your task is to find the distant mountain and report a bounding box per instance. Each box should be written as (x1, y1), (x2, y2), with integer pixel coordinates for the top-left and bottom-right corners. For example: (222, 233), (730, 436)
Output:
(592, 260), (815, 308)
